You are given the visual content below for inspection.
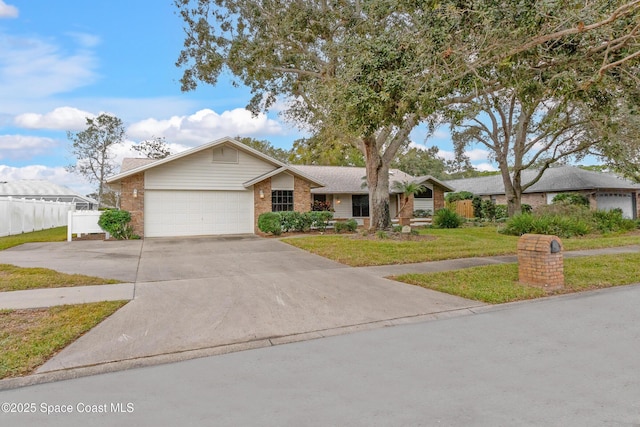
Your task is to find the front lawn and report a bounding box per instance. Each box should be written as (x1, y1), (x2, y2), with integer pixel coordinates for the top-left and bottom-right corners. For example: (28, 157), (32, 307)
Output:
(0, 301), (127, 379)
(394, 252), (640, 304)
(0, 264), (121, 292)
(283, 226), (640, 266)
(0, 226), (67, 251)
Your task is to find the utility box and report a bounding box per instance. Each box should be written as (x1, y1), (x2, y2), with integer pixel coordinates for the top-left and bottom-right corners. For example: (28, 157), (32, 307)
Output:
(517, 234), (564, 291)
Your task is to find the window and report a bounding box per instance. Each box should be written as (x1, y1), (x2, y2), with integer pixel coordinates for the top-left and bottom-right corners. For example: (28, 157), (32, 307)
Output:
(415, 187), (433, 199)
(272, 190), (294, 212)
(352, 195), (369, 217)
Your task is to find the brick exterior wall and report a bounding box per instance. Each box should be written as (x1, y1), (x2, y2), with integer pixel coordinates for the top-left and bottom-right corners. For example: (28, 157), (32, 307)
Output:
(517, 234), (564, 291)
(433, 186), (445, 211)
(253, 178), (272, 233)
(293, 177), (311, 213)
(398, 194), (414, 218)
(119, 172), (145, 237)
(253, 176), (312, 233)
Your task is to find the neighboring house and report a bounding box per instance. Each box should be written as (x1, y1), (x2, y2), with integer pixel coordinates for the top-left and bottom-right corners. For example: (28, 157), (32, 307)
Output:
(445, 166), (640, 219)
(107, 137), (452, 238)
(0, 180), (97, 210)
(293, 165), (452, 225)
(107, 137), (324, 237)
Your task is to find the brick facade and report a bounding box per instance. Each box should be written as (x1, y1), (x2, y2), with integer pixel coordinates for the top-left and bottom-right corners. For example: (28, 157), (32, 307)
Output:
(293, 177), (311, 213)
(398, 194), (414, 218)
(517, 234), (564, 291)
(253, 176), (312, 233)
(119, 172), (144, 237)
(433, 186), (445, 211)
(253, 178), (272, 233)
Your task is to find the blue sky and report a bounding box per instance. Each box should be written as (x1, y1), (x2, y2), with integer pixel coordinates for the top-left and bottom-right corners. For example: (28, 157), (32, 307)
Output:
(0, 0), (491, 196)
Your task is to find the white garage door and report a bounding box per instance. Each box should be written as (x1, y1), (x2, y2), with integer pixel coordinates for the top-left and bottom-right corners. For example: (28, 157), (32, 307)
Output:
(145, 190), (254, 237)
(596, 193), (634, 219)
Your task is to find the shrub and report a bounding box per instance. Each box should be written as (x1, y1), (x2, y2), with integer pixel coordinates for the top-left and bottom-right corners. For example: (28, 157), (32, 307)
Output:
(433, 208), (464, 229)
(392, 225), (403, 233)
(376, 230), (388, 239)
(445, 191), (474, 203)
(500, 213), (535, 236)
(521, 204), (533, 214)
(552, 193), (590, 207)
(472, 196), (483, 218)
(592, 209), (636, 233)
(279, 211), (313, 232)
(480, 200), (496, 221)
(334, 219), (358, 233)
(413, 209), (432, 218)
(309, 211), (333, 231)
(494, 204), (508, 220)
(98, 209), (138, 240)
(258, 212), (282, 235)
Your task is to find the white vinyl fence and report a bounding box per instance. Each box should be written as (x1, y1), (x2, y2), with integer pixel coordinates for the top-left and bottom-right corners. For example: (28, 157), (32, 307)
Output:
(0, 197), (74, 237)
(67, 211), (107, 241)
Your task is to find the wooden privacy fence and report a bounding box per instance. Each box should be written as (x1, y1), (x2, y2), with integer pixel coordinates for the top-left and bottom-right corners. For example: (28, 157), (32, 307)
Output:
(0, 197), (74, 237)
(446, 199), (475, 219)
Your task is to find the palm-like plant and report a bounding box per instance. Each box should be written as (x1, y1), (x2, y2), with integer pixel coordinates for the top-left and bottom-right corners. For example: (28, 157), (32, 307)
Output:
(392, 180), (426, 218)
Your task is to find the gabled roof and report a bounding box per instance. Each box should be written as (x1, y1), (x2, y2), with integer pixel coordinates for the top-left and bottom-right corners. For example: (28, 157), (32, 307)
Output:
(414, 175), (455, 192)
(445, 166), (640, 195)
(291, 165), (452, 194)
(107, 137), (324, 188)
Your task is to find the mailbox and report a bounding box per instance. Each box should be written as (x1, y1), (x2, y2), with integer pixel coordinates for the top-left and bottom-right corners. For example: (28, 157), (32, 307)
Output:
(517, 234), (564, 291)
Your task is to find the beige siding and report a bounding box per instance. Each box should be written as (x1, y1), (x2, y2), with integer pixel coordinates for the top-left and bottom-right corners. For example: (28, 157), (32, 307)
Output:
(271, 172), (294, 190)
(332, 194), (352, 219)
(145, 147), (276, 190)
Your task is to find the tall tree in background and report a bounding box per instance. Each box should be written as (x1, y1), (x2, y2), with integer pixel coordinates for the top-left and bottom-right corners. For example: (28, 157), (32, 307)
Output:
(175, 0), (640, 228)
(133, 136), (172, 159)
(67, 114), (125, 208)
(391, 146), (447, 179)
(236, 136), (291, 163)
(289, 135), (365, 166)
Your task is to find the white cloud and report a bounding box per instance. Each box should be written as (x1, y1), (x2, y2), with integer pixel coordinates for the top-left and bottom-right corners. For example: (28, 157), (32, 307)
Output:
(437, 149), (455, 161)
(0, 135), (58, 160)
(14, 107), (95, 130)
(465, 148), (492, 162)
(474, 163), (498, 172)
(65, 32), (101, 48)
(0, 165), (94, 196)
(0, 1), (17, 18)
(0, 32), (98, 99)
(127, 108), (284, 146)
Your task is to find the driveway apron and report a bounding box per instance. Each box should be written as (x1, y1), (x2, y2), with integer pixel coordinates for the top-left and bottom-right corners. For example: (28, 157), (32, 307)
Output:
(15, 236), (483, 373)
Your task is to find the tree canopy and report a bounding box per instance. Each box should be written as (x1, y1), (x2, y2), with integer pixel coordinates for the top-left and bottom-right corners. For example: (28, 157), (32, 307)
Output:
(67, 113), (125, 208)
(176, 0), (640, 224)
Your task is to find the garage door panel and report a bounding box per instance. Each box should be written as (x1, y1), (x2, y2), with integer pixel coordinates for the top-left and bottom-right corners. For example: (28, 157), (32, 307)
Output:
(596, 193), (634, 219)
(145, 190), (254, 237)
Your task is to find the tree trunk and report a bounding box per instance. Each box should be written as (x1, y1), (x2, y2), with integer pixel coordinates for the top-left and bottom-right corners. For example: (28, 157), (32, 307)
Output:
(363, 138), (391, 231)
(502, 173), (522, 216)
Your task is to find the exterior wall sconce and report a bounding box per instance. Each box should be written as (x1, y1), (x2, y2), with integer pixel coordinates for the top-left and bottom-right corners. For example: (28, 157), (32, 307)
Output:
(133, 189), (138, 198)
(335, 196), (341, 204)
(259, 189), (265, 199)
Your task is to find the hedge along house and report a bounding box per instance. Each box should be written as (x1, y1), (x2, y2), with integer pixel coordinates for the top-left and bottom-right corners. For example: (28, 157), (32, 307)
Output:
(292, 165), (454, 226)
(106, 137), (324, 238)
(444, 166), (640, 219)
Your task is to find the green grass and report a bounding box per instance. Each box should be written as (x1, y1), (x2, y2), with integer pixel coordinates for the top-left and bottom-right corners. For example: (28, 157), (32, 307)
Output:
(283, 226), (640, 266)
(0, 264), (121, 292)
(0, 226), (67, 251)
(0, 301), (127, 379)
(394, 252), (640, 304)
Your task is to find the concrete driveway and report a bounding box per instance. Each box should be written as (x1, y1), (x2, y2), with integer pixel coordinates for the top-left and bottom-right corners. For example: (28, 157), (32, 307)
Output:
(0, 236), (483, 374)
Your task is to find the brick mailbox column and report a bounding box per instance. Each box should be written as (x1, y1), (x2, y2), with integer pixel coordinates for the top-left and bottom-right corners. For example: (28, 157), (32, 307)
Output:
(517, 234), (564, 291)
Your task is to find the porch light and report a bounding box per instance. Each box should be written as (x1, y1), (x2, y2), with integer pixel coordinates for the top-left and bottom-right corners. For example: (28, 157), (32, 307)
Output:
(336, 196), (341, 204)
(259, 189), (265, 199)
(133, 189), (138, 198)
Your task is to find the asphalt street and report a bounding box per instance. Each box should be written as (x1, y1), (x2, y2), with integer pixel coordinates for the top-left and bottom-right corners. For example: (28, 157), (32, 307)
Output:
(2, 283), (639, 426)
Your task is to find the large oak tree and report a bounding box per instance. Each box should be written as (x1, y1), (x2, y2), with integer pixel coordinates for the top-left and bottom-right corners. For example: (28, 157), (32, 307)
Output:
(175, 0), (640, 228)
